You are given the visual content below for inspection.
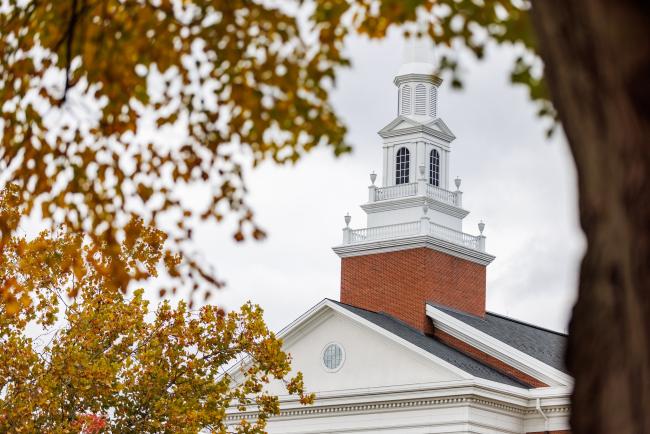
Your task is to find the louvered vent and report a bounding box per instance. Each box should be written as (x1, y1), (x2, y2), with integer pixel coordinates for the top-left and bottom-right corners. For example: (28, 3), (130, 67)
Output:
(401, 85), (412, 115)
(430, 87), (437, 118)
(415, 84), (426, 115)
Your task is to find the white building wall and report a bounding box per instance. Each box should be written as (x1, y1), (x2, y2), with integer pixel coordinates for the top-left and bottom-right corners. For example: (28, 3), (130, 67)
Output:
(381, 138), (451, 189)
(367, 206), (463, 231)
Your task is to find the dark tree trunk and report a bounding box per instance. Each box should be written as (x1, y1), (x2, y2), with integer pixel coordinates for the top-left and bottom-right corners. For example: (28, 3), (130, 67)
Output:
(530, 1), (650, 433)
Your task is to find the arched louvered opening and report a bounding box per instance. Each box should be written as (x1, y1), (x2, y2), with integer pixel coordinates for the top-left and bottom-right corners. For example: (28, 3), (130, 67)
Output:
(401, 85), (412, 115)
(415, 84), (426, 115)
(395, 147), (410, 185)
(429, 149), (440, 186)
(430, 86), (437, 118)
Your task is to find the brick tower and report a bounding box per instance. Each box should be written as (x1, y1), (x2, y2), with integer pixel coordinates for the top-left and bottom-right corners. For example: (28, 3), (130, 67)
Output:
(332, 44), (495, 334)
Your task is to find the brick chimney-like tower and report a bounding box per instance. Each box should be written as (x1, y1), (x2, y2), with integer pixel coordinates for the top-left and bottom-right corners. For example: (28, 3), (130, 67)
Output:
(333, 42), (495, 334)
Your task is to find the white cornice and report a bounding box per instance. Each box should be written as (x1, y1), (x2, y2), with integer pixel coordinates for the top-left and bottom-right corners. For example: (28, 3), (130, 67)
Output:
(226, 379), (571, 422)
(426, 305), (574, 387)
(379, 124), (456, 142)
(332, 234), (495, 266)
(393, 73), (443, 87)
(361, 195), (470, 219)
(428, 118), (454, 137)
(378, 116), (456, 143)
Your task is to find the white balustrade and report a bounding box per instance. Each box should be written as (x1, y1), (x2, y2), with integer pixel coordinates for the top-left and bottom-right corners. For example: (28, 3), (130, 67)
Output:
(344, 220), (484, 252)
(374, 183), (417, 200)
(427, 221), (481, 250)
(372, 182), (461, 207)
(348, 221), (420, 243)
(426, 184), (460, 207)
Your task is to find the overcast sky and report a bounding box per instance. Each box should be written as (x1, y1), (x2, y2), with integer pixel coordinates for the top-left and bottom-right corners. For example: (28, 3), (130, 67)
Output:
(177, 31), (586, 335)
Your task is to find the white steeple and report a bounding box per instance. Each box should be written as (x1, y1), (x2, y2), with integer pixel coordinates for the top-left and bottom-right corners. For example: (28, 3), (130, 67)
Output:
(334, 50), (494, 267)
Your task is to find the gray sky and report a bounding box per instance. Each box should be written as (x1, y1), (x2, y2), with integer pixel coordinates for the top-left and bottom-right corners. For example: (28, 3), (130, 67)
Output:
(184, 32), (585, 335)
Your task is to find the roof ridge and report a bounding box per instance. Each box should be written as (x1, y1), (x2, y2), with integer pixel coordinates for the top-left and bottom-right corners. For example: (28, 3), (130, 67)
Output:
(426, 301), (568, 337)
(485, 311), (568, 337)
(426, 302), (485, 320)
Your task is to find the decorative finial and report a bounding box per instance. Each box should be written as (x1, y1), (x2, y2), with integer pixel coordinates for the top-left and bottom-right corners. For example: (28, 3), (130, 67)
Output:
(418, 164), (425, 177)
(344, 213), (351, 228)
(478, 220), (485, 235)
(454, 177), (462, 190)
(422, 204), (429, 216)
(370, 171), (377, 185)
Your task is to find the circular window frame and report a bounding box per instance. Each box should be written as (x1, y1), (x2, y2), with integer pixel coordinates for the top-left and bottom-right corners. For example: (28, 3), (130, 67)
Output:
(320, 342), (346, 373)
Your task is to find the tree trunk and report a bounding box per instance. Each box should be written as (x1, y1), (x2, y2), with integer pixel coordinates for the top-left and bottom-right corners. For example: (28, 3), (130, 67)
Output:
(530, 1), (650, 433)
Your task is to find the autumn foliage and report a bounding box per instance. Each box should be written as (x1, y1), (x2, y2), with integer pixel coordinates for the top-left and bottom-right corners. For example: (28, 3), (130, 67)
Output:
(0, 0), (543, 300)
(0, 186), (313, 433)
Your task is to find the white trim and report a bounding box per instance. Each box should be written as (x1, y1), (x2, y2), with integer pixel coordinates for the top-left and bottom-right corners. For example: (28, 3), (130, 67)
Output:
(379, 116), (456, 143)
(426, 305), (574, 387)
(226, 378), (571, 423)
(332, 234), (495, 266)
(393, 73), (443, 87)
(427, 118), (455, 137)
(361, 194), (470, 219)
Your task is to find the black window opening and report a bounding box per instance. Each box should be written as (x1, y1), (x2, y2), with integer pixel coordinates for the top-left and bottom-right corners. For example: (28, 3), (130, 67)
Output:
(396, 147), (410, 185)
(429, 149), (440, 186)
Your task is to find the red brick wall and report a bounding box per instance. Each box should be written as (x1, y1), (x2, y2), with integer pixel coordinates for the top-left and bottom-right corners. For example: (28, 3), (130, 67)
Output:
(434, 330), (549, 388)
(340, 248), (486, 333)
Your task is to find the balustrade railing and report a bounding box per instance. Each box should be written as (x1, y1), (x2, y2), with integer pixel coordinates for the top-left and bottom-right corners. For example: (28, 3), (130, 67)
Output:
(348, 221), (420, 243)
(426, 184), (460, 207)
(371, 182), (461, 207)
(374, 183), (417, 200)
(427, 221), (481, 250)
(344, 219), (484, 251)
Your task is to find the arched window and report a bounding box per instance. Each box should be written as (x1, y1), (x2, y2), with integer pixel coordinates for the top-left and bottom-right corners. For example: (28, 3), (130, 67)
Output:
(430, 87), (437, 118)
(415, 84), (426, 115)
(400, 85), (412, 115)
(429, 149), (440, 186)
(395, 147), (410, 185)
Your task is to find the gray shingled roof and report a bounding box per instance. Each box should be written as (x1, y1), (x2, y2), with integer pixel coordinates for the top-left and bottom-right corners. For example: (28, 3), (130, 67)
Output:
(330, 300), (529, 388)
(428, 303), (568, 373)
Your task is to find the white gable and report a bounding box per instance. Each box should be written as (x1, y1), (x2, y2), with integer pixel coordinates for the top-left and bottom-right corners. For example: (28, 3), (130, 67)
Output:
(266, 306), (464, 396)
(392, 119), (415, 130)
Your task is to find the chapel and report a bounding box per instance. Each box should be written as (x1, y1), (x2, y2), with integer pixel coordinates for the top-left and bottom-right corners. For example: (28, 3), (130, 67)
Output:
(228, 47), (572, 434)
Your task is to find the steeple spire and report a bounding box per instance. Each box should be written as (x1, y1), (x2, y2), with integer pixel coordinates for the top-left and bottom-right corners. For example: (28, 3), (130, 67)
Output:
(399, 36), (436, 73)
(333, 54), (494, 331)
(394, 37), (442, 121)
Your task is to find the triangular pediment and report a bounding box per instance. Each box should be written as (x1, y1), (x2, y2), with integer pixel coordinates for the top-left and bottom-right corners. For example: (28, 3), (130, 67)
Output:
(264, 300), (467, 395)
(378, 116), (420, 133)
(378, 116), (456, 142)
(426, 118), (455, 138)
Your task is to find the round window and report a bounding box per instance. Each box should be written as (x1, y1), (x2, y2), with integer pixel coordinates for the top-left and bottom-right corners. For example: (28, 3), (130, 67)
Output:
(321, 343), (345, 372)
